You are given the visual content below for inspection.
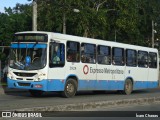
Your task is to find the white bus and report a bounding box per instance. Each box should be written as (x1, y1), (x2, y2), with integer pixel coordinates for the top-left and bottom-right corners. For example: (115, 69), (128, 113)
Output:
(7, 31), (159, 97)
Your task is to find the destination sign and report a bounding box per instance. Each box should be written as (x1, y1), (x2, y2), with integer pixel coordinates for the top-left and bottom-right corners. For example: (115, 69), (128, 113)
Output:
(14, 33), (48, 42)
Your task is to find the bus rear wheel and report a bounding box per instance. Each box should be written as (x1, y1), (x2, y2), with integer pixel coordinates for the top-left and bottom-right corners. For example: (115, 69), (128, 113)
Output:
(124, 79), (133, 95)
(29, 90), (44, 97)
(62, 79), (77, 98)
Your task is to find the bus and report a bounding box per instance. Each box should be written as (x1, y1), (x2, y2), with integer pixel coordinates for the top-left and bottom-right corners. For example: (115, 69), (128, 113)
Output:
(7, 31), (159, 97)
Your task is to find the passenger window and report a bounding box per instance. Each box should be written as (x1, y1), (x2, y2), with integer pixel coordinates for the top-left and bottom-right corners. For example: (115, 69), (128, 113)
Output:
(112, 47), (124, 66)
(126, 49), (137, 67)
(81, 43), (96, 63)
(97, 45), (111, 65)
(138, 51), (148, 68)
(149, 52), (157, 68)
(49, 42), (65, 67)
(67, 41), (80, 62)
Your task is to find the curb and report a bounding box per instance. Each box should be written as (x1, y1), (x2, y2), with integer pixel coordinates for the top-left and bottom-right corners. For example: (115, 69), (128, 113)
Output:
(13, 97), (160, 111)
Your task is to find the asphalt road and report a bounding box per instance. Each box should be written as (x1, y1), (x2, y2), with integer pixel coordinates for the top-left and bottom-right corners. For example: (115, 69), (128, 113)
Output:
(98, 102), (160, 111)
(0, 88), (160, 111)
(6, 103), (160, 120)
(43, 102), (160, 117)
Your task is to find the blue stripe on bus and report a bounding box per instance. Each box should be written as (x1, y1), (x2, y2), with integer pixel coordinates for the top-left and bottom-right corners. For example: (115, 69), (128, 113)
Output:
(78, 80), (124, 90)
(7, 78), (158, 92)
(78, 80), (158, 90)
(134, 81), (158, 89)
(11, 43), (47, 48)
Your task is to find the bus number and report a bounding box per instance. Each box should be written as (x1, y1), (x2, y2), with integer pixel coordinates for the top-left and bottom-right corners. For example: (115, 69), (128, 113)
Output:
(70, 66), (76, 70)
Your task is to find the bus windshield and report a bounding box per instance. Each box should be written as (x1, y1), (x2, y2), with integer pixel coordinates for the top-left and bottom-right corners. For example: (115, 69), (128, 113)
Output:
(9, 43), (47, 70)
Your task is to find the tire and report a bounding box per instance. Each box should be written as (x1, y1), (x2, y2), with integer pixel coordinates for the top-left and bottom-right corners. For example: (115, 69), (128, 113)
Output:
(62, 79), (77, 98)
(29, 90), (44, 97)
(124, 79), (133, 95)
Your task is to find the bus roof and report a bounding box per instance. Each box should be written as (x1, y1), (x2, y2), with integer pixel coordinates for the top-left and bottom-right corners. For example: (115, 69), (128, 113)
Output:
(15, 31), (158, 53)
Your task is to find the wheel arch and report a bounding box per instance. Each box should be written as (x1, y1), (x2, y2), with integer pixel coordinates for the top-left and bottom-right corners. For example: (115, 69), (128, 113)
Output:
(125, 77), (134, 88)
(65, 74), (79, 88)
(123, 77), (134, 95)
(62, 74), (79, 98)
(125, 77), (134, 84)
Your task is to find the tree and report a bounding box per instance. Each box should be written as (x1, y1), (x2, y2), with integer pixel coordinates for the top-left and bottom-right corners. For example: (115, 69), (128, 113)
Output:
(0, 0), (160, 47)
(0, 3), (32, 62)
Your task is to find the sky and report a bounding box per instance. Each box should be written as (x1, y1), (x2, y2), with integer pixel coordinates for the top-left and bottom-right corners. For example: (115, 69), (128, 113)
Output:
(0, 0), (31, 13)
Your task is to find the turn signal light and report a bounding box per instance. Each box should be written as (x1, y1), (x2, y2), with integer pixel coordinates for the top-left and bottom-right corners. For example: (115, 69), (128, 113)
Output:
(34, 84), (43, 88)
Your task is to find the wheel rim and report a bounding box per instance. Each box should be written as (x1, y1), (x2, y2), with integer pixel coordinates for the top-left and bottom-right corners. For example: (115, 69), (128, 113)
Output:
(125, 81), (131, 94)
(66, 83), (74, 94)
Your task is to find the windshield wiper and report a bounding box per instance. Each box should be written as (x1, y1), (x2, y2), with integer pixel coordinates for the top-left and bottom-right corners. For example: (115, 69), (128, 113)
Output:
(14, 61), (25, 69)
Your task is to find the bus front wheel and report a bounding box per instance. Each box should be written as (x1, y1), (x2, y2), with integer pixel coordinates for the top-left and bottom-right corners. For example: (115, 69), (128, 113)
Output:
(29, 90), (44, 97)
(62, 79), (77, 98)
(124, 79), (133, 95)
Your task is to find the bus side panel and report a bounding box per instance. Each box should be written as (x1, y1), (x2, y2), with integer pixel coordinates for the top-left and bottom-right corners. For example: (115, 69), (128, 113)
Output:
(65, 62), (97, 91)
(121, 66), (158, 90)
(147, 68), (159, 88)
(47, 67), (66, 91)
(77, 63), (97, 90)
(125, 66), (137, 86)
(47, 79), (65, 91)
(77, 64), (125, 91)
(133, 67), (148, 89)
(96, 64), (113, 90)
(125, 67), (147, 89)
(110, 65), (125, 90)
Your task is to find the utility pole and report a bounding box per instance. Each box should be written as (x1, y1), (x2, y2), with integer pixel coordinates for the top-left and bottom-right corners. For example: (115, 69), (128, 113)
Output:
(62, 8), (80, 34)
(62, 0), (66, 34)
(63, 13), (66, 34)
(152, 20), (154, 48)
(32, 0), (37, 31)
(115, 29), (117, 42)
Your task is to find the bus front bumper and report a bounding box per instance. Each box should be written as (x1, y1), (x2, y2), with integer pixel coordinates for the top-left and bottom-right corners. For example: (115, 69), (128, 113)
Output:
(7, 78), (65, 91)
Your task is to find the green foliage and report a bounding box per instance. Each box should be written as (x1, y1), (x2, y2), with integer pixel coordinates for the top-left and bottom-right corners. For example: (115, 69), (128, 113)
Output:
(0, 0), (160, 48)
(0, 3), (32, 45)
(0, 3), (32, 61)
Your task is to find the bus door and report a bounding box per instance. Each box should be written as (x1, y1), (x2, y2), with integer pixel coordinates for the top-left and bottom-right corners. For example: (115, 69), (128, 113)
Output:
(48, 42), (66, 91)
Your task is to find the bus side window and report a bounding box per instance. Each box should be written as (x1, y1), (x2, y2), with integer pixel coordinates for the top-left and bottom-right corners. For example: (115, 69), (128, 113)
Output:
(97, 45), (111, 65)
(112, 47), (124, 66)
(81, 43), (96, 64)
(149, 52), (157, 68)
(126, 49), (137, 67)
(67, 41), (80, 62)
(138, 51), (148, 68)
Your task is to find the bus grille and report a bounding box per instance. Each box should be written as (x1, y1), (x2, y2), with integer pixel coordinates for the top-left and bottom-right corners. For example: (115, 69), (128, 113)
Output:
(14, 72), (37, 77)
(18, 82), (31, 86)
